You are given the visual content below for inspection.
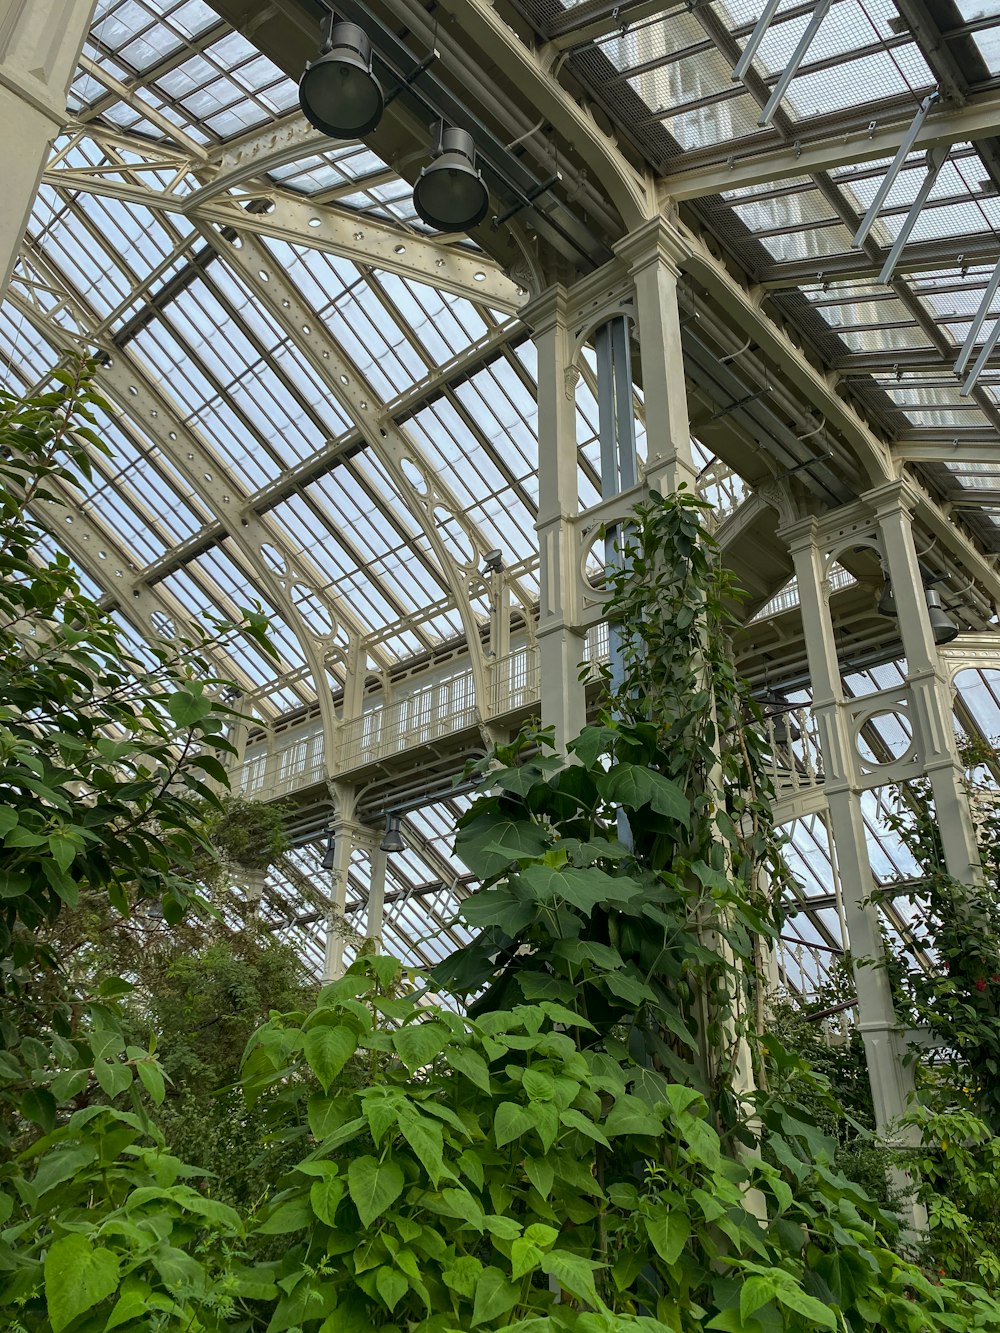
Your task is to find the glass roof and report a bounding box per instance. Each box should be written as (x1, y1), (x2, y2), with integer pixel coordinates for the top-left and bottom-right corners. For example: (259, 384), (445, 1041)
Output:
(5, 0), (1000, 979)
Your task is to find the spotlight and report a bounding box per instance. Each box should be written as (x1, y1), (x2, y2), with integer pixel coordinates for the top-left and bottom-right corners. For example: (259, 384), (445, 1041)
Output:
(877, 577), (897, 618)
(380, 812), (406, 853)
(299, 18), (384, 139)
(483, 549), (503, 573)
(413, 125), (489, 232)
(924, 588), (959, 645)
(762, 693), (801, 747)
(320, 831), (336, 871)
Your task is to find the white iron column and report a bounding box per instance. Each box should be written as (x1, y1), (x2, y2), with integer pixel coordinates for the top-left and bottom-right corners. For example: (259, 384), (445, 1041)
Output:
(783, 518), (916, 1136)
(615, 220), (698, 497)
(868, 482), (981, 886)
(0, 0), (96, 293)
(323, 786), (365, 982)
(525, 286), (587, 752)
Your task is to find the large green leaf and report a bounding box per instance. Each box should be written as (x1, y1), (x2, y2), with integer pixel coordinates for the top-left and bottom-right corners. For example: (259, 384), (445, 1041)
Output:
(443, 1254), (483, 1299)
(511, 1238), (544, 1280)
(471, 1266), (520, 1326)
(456, 813), (550, 878)
(347, 1155), (405, 1228)
(445, 1046), (492, 1092)
(644, 1207), (690, 1266)
(494, 1101), (534, 1148)
(396, 1106), (447, 1186)
(553, 938), (623, 972)
(44, 1233), (120, 1332)
(771, 1278), (837, 1329)
(392, 1021), (450, 1073)
(33, 1145), (97, 1197)
(375, 1266), (409, 1312)
(518, 864), (643, 917)
(304, 1023), (357, 1092)
(680, 1114), (721, 1169)
(460, 885), (537, 935)
(166, 689), (212, 728)
(310, 1176), (344, 1226)
(604, 1094), (664, 1138)
(524, 1156), (554, 1199)
(541, 1250), (605, 1310)
(94, 1058), (133, 1099)
(257, 1191), (313, 1235)
(597, 763), (689, 824)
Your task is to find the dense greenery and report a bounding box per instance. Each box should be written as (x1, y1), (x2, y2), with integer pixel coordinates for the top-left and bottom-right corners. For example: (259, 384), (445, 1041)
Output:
(866, 758), (1000, 1283)
(2, 368), (1000, 1331)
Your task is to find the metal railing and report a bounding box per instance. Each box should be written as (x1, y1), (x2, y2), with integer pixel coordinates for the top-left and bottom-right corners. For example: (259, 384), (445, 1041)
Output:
(231, 645), (545, 797)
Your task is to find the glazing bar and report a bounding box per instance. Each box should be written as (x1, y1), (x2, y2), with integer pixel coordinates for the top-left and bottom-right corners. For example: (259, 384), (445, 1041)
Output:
(733, 0), (783, 83)
(877, 144), (947, 286)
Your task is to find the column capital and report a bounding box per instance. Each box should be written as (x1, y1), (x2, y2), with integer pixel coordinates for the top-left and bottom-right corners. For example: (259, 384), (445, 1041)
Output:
(613, 216), (689, 276)
(776, 513), (823, 552)
(862, 478), (921, 519)
(520, 283), (570, 335)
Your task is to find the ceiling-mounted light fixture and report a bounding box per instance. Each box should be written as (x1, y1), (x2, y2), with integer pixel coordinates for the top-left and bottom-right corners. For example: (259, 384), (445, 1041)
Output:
(924, 588), (959, 645)
(877, 568), (960, 644)
(877, 576), (897, 618)
(320, 830), (336, 871)
(761, 693), (801, 747)
(380, 812), (406, 853)
(299, 15), (384, 139)
(413, 124), (489, 232)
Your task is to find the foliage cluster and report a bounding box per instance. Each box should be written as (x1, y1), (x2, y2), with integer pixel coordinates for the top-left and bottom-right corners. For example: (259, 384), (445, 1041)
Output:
(2, 372), (1000, 1332)
(205, 797), (291, 875)
(861, 760), (1000, 1282)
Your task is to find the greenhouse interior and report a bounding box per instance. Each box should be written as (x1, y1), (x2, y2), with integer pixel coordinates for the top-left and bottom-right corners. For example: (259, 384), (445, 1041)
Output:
(5, 0), (1000, 1327)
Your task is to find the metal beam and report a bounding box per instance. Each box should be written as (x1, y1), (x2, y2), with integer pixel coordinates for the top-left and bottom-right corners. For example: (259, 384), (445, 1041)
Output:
(190, 112), (331, 203)
(435, 0), (652, 230)
(659, 87), (1000, 202)
(43, 130), (525, 313)
(894, 438), (1000, 463)
(14, 245), (373, 742)
(197, 222), (503, 717)
(757, 229), (1000, 287)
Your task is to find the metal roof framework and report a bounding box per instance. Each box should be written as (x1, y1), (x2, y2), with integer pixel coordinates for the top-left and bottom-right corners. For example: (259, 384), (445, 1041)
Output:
(4, 0), (1000, 986)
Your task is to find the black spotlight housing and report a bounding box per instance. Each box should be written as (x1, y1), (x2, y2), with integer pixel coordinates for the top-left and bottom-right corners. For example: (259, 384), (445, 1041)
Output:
(299, 19), (384, 139)
(413, 125), (490, 232)
(924, 588), (960, 645)
(380, 812), (406, 854)
(320, 831), (336, 871)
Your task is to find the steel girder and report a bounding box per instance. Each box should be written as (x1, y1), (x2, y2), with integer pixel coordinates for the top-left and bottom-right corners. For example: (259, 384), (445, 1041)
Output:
(11, 244), (382, 743)
(43, 125), (524, 314)
(195, 221), (513, 719)
(658, 87), (1000, 202)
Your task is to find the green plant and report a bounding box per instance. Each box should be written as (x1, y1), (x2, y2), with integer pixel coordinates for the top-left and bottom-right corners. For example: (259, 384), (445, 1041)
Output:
(236, 950), (1000, 1333)
(901, 1098), (1000, 1287)
(875, 770), (1000, 1129)
(206, 796), (290, 874)
(7, 448), (1000, 1332)
(0, 362), (279, 1326)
